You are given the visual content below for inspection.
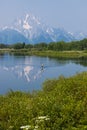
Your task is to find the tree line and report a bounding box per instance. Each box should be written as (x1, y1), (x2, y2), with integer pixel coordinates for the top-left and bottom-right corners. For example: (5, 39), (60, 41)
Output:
(0, 38), (87, 51)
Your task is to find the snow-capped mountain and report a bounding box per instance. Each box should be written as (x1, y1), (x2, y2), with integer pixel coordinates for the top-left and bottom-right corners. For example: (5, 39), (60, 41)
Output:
(13, 14), (54, 43)
(0, 13), (86, 44)
(12, 13), (75, 43)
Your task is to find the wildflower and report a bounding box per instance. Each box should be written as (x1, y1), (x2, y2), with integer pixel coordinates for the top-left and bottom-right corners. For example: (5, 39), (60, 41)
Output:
(20, 125), (31, 130)
(34, 125), (38, 130)
(37, 116), (50, 120)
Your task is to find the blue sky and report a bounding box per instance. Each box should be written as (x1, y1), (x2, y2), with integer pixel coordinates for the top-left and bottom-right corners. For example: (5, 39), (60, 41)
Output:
(0, 0), (87, 33)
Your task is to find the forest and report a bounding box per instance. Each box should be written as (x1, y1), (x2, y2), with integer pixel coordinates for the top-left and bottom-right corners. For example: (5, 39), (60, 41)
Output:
(0, 38), (87, 51)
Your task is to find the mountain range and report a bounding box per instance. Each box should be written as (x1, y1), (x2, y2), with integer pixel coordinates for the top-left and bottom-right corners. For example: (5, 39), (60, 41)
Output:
(0, 13), (87, 44)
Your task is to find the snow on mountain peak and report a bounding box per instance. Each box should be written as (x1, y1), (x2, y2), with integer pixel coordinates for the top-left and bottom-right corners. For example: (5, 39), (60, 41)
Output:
(32, 16), (41, 25)
(6, 13), (76, 43)
(68, 32), (73, 35)
(13, 13), (45, 39)
(1, 12), (87, 44)
(23, 22), (32, 30)
(25, 14), (29, 20)
(22, 14), (32, 30)
(23, 13), (41, 25)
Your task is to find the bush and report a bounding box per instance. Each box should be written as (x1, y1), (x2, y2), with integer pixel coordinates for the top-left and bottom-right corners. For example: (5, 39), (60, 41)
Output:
(0, 72), (87, 129)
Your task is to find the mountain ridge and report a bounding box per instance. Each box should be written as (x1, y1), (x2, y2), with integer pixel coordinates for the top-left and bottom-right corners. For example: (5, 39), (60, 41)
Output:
(0, 13), (86, 44)
(0, 28), (29, 44)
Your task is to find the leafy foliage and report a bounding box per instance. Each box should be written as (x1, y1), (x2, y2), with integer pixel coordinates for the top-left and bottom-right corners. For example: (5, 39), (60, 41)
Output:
(13, 43), (25, 49)
(0, 72), (87, 129)
(1, 38), (87, 51)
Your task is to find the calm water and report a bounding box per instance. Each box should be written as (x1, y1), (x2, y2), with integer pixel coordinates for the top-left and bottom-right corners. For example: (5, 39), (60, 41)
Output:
(0, 54), (87, 94)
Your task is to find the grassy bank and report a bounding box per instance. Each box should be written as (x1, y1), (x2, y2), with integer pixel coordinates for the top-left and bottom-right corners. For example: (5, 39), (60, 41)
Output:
(1, 49), (87, 59)
(0, 72), (87, 130)
(29, 50), (87, 59)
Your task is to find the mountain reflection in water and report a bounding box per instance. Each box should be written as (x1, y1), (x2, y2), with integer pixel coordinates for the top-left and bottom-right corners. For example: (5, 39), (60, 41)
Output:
(1, 65), (45, 82)
(0, 55), (87, 94)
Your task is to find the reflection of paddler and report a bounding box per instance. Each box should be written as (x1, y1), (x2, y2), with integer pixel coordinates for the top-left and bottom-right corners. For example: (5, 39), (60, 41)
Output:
(41, 64), (44, 70)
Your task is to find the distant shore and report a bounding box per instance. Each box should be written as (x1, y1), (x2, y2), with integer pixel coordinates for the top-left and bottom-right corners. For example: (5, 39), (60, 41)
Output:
(0, 49), (87, 59)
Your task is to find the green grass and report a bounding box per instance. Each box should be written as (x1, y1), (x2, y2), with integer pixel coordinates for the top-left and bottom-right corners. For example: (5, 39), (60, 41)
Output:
(1, 48), (87, 58)
(32, 50), (87, 58)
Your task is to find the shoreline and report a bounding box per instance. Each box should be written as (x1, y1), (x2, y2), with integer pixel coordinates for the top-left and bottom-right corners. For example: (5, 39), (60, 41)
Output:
(1, 49), (87, 59)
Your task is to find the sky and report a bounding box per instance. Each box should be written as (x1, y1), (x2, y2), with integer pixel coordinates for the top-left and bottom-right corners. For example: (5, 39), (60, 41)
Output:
(0, 0), (87, 33)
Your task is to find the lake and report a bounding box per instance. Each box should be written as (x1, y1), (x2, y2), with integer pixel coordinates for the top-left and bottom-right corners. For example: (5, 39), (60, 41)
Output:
(0, 54), (87, 94)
